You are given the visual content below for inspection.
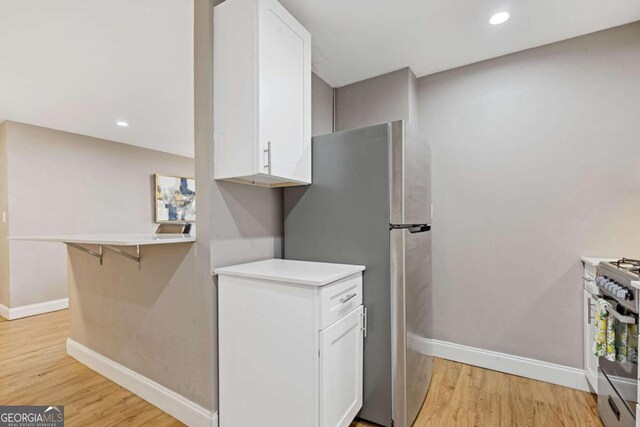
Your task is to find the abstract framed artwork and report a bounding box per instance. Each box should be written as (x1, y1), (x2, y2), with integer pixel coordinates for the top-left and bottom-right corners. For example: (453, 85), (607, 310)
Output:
(154, 174), (196, 223)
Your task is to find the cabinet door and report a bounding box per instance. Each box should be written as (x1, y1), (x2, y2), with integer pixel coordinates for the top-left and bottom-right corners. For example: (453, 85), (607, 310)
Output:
(584, 290), (598, 391)
(258, 0), (311, 183)
(320, 306), (363, 427)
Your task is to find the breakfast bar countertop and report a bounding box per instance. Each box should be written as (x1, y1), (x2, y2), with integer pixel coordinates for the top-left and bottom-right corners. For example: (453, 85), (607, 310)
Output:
(8, 233), (196, 246)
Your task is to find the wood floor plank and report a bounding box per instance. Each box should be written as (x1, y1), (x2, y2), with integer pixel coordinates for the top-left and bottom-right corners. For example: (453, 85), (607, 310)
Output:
(474, 392), (502, 426)
(352, 358), (602, 427)
(0, 310), (184, 426)
(2, 310), (603, 427)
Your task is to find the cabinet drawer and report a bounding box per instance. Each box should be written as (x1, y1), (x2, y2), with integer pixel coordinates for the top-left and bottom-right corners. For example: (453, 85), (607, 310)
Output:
(584, 263), (597, 279)
(583, 268), (596, 285)
(583, 266), (600, 295)
(320, 273), (363, 329)
(598, 369), (635, 427)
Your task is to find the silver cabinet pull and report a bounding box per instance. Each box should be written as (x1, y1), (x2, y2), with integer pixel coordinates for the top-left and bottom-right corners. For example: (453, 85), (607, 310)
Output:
(340, 293), (357, 304)
(582, 276), (595, 283)
(263, 141), (272, 174)
(361, 306), (367, 338)
(605, 305), (637, 324)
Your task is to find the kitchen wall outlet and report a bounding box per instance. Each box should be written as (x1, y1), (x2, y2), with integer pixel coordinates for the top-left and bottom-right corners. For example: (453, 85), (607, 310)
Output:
(1, 211), (5, 223)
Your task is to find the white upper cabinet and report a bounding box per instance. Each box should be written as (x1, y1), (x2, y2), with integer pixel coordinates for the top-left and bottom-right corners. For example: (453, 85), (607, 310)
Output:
(214, 0), (312, 187)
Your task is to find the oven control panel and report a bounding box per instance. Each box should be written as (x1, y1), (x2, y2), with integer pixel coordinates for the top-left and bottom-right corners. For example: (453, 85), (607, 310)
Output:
(596, 276), (633, 301)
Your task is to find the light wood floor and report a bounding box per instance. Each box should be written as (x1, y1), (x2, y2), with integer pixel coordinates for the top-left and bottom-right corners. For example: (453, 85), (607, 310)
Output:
(352, 359), (602, 427)
(0, 310), (182, 426)
(1, 310), (602, 426)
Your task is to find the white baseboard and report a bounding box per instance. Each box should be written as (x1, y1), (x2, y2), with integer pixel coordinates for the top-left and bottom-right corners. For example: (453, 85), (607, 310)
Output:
(0, 298), (68, 320)
(409, 334), (591, 392)
(67, 339), (218, 427)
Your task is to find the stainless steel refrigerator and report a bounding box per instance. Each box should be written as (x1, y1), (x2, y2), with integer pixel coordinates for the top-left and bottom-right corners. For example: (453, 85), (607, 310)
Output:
(284, 120), (433, 427)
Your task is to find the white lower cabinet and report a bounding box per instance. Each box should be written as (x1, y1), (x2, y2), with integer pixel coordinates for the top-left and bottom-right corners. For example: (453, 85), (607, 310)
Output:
(584, 289), (599, 391)
(216, 259), (366, 427)
(320, 306), (364, 427)
(581, 258), (601, 393)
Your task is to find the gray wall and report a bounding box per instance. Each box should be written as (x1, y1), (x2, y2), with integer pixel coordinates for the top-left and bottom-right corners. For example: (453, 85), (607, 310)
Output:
(193, 0), (217, 410)
(195, 0), (337, 410)
(68, 242), (213, 409)
(312, 73), (334, 136)
(408, 69), (418, 126)
(3, 121), (195, 308)
(335, 67), (417, 132)
(196, 2), (286, 409)
(7, 0), (215, 411)
(417, 22), (640, 368)
(3, 119), (214, 411)
(206, 72), (334, 273)
(0, 123), (8, 306)
(205, 0), (283, 271)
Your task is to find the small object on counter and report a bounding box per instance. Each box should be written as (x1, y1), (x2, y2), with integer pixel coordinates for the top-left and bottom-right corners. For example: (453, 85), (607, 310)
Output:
(156, 223), (191, 234)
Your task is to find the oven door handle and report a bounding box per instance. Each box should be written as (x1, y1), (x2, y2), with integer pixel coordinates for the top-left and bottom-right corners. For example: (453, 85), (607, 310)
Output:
(608, 396), (621, 421)
(605, 305), (637, 324)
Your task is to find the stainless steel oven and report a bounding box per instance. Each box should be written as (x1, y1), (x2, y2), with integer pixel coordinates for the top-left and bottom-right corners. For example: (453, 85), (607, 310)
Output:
(596, 260), (640, 427)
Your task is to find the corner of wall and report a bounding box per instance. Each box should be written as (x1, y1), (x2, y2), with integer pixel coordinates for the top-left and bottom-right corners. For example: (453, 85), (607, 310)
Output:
(335, 67), (417, 132)
(0, 121), (10, 306)
(407, 68), (418, 127)
(311, 73), (335, 137)
(194, 0), (219, 412)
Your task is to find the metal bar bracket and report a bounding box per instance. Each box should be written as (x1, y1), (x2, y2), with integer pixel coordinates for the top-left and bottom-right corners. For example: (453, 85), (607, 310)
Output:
(66, 243), (103, 265)
(65, 243), (141, 269)
(103, 245), (141, 270)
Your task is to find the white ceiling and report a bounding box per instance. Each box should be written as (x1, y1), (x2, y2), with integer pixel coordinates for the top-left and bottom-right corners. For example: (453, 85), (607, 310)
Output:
(0, 1), (638, 157)
(280, 0), (640, 87)
(0, 0), (194, 157)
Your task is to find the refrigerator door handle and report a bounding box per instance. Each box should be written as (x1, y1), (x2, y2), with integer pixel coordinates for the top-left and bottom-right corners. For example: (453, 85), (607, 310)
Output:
(389, 224), (431, 233)
(408, 224), (431, 234)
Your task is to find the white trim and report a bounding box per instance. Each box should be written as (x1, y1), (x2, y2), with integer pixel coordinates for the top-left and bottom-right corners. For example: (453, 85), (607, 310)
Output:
(409, 334), (591, 392)
(67, 339), (218, 427)
(0, 298), (68, 320)
(0, 303), (9, 319)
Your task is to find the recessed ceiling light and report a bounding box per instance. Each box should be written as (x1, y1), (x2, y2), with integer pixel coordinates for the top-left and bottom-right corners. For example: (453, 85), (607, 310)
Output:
(116, 121), (129, 127)
(489, 12), (510, 25)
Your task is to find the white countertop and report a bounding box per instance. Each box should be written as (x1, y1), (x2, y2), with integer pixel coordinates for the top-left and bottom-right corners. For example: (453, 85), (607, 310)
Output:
(580, 257), (618, 267)
(214, 259), (365, 287)
(8, 233), (196, 246)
